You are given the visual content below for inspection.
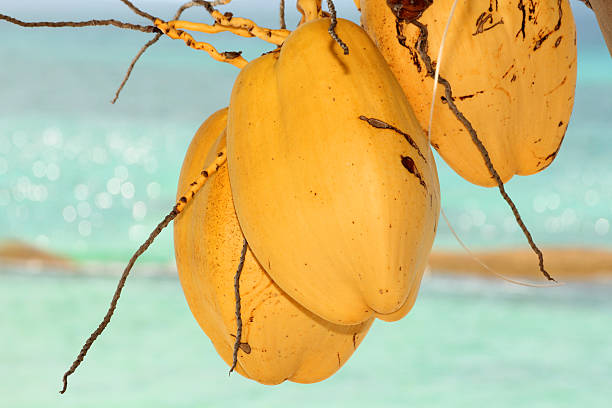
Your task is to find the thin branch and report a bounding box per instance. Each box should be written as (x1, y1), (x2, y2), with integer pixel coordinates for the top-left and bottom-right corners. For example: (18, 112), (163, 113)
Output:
(111, 0), (213, 104)
(409, 20), (555, 282)
(173, 1), (211, 19)
(327, 0), (349, 54)
(358, 115), (427, 162)
(280, 0), (287, 29)
(0, 13), (158, 33)
(119, 0), (158, 22)
(188, 0), (216, 14)
(111, 33), (162, 104)
(229, 238), (248, 375)
(60, 207), (179, 394)
(59, 149), (228, 394)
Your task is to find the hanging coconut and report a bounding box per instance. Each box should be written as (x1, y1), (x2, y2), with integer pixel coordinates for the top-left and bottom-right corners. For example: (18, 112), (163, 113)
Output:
(174, 108), (373, 385)
(226, 18), (440, 326)
(360, 0), (577, 187)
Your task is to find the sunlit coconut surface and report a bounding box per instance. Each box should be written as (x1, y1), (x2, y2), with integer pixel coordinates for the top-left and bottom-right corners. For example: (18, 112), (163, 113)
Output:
(0, 1), (610, 407)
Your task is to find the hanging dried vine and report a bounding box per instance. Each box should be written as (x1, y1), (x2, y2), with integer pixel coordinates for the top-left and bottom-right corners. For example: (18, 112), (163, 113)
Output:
(58, 147), (227, 393)
(0, 14), (157, 32)
(327, 0), (350, 54)
(229, 238), (249, 374)
(0, 0), (288, 102)
(404, 19), (555, 282)
(280, 0), (287, 29)
(113, 0), (222, 103)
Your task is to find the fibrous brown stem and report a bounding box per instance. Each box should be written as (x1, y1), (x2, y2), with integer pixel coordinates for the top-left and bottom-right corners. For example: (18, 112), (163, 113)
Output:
(59, 149), (227, 393)
(1, 0), (250, 103)
(229, 238), (248, 375)
(358, 115), (427, 163)
(60, 207), (178, 394)
(111, 33), (162, 104)
(280, 0), (287, 29)
(327, 0), (349, 55)
(0, 14), (158, 33)
(407, 19), (555, 282)
(112, 0), (217, 104)
(119, 0), (158, 22)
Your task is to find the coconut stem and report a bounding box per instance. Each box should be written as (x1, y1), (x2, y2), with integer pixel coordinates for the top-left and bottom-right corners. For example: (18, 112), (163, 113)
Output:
(407, 19), (555, 282)
(280, 0), (287, 29)
(326, 0), (349, 55)
(229, 238), (248, 375)
(60, 207), (178, 394)
(112, 0), (220, 104)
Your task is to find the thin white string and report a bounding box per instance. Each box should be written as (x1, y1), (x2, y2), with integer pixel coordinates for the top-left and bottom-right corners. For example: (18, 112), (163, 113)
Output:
(440, 210), (563, 287)
(426, 1), (562, 287)
(427, 0), (459, 145)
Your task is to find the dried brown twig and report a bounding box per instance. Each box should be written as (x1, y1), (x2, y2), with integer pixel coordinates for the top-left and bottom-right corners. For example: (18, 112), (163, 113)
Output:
(60, 207), (179, 394)
(175, 1), (212, 19)
(1, 0), (246, 104)
(229, 238), (248, 375)
(327, 0), (349, 55)
(407, 20), (555, 282)
(0, 12), (160, 104)
(108, 0), (161, 103)
(111, 33), (162, 104)
(58, 146), (228, 394)
(280, 0), (287, 29)
(0, 14), (158, 33)
(2, 1), (244, 393)
(112, 0), (218, 103)
(119, 0), (157, 22)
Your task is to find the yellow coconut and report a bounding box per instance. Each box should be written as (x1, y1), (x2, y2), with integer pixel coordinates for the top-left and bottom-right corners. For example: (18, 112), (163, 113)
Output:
(227, 18), (440, 325)
(174, 108), (373, 385)
(361, 0), (577, 186)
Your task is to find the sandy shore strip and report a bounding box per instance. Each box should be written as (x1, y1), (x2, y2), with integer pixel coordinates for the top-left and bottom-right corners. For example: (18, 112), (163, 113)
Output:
(0, 240), (176, 277)
(0, 240), (75, 271)
(2, 240), (611, 281)
(428, 247), (612, 282)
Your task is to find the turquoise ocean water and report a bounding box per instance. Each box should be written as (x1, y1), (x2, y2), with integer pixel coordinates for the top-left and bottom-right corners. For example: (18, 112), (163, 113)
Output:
(0, 1), (611, 406)
(1, 272), (611, 407)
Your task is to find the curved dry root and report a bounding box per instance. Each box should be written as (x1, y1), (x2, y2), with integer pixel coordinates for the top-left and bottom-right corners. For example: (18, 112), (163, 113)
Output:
(1, 0), (288, 102)
(229, 238), (248, 375)
(403, 19), (555, 282)
(60, 150), (227, 393)
(280, 0), (287, 29)
(326, 0), (350, 54)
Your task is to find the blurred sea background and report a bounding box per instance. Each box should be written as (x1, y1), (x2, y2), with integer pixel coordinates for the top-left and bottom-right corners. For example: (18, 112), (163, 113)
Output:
(0, 0), (610, 407)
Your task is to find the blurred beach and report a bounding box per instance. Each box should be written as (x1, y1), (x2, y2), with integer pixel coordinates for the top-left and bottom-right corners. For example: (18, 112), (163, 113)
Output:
(1, 0), (611, 406)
